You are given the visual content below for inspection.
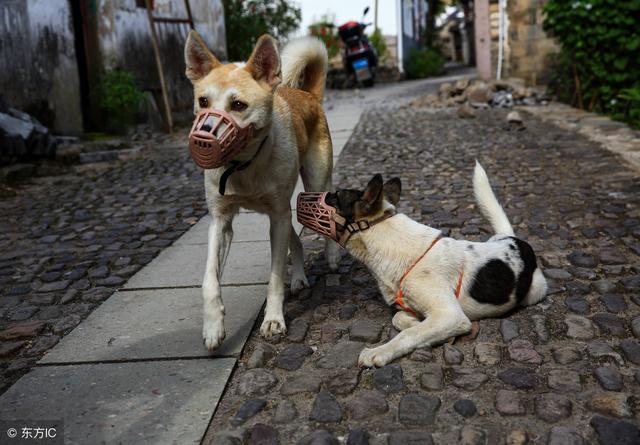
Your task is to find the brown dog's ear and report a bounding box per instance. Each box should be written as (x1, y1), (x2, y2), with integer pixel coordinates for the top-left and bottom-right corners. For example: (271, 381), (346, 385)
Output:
(383, 177), (401, 205)
(246, 34), (281, 88)
(185, 30), (220, 82)
(360, 174), (383, 212)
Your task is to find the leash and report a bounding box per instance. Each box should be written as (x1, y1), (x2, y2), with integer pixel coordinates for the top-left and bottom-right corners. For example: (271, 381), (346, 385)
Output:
(218, 135), (269, 196)
(394, 234), (465, 317)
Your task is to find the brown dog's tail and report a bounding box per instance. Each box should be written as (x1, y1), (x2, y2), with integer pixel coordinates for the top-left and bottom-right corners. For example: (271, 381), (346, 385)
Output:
(281, 37), (328, 102)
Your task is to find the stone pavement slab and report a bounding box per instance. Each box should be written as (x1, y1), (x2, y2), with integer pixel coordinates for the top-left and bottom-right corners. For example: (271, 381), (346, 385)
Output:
(0, 358), (235, 445)
(40, 286), (265, 363)
(123, 241), (271, 289)
(176, 211), (303, 245)
(177, 213), (270, 245)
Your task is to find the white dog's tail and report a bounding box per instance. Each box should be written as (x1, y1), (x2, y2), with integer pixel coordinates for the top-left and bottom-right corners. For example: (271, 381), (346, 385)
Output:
(281, 37), (328, 102)
(473, 161), (515, 236)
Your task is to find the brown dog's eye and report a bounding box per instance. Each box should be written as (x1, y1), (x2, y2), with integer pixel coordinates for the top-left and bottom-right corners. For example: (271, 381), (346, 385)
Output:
(198, 97), (208, 108)
(230, 100), (248, 112)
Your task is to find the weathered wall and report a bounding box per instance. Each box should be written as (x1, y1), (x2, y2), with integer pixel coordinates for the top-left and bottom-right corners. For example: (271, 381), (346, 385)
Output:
(98, 0), (226, 113)
(488, 0), (558, 85)
(0, 0), (225, 133)
(0, 0), (83, 134)
(506, 0), (557, 85)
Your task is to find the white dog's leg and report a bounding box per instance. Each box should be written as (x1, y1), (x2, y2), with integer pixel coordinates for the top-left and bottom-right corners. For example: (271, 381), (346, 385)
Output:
(261, 209), (291, 337)
(392, 311), (421, 331)
(289, 226), (309, 294)
(359, 304), (471, 367)
(202, 212), (234, 352)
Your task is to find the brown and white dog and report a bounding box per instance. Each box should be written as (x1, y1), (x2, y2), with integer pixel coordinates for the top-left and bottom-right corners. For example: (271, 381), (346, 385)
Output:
(184, 32), (339, 351)
(298, 162), (547, 367)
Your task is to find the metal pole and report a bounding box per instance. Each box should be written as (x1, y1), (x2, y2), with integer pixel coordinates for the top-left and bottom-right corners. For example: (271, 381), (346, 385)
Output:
(374, 0), (378, 30)
(145, 0), (173, 132)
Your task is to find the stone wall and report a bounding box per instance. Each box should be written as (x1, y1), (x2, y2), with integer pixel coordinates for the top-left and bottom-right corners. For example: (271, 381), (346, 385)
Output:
(0, 0), (83, 134)
(505, 0), (558, 85)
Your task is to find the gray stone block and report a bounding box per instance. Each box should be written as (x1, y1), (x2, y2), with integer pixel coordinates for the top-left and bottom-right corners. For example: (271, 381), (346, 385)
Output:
(123, 241), (271, 289)
(40, 286), (265, 363)
(0, 359), (235, 445)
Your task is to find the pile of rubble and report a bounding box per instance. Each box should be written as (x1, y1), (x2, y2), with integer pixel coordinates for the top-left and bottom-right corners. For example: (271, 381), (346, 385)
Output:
(0, 97), (57, 166)
(410, 77), (549, 111)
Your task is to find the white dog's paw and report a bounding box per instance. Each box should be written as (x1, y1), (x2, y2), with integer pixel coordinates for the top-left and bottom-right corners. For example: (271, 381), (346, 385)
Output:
(290, 275), (309, 295)
(260, 317), (287, 338)
(358, 346), (394, 368)
(202, 320), (226, 352)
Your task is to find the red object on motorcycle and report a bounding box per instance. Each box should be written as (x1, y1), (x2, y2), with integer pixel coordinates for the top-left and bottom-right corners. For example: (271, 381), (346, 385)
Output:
(338, 21), (360, 31)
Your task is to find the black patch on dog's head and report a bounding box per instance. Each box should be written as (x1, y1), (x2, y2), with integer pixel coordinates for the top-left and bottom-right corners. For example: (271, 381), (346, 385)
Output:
(327, 174), (400, 226)
(469, 259), (516, 305)
(325, 189), (362, 223)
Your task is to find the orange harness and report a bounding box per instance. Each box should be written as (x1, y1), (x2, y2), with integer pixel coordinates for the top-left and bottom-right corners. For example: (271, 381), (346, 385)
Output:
(394, 235), (464, 317)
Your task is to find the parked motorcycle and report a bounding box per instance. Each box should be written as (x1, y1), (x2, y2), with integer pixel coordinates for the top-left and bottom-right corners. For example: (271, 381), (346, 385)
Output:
(338, 6), (378, 87)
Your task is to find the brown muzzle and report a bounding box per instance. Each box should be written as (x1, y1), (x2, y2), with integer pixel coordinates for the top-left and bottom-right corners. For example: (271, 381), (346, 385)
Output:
(188, 108), (254, 169)
(296, 192), (347, 245)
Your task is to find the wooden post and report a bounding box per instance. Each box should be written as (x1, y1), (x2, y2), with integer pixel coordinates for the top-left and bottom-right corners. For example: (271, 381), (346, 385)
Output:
(145, 0), (173, 133)
(474, 0), (492, 80)
(184, 0), (195, 29)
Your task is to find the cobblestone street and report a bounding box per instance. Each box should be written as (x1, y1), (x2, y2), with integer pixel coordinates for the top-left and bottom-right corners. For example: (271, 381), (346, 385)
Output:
(0, 133), (206, 391)
(207, 104), (640, 444)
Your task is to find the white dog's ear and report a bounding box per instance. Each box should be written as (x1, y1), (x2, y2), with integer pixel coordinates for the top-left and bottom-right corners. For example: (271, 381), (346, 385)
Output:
(383, 177), (401, 205)
(246, 34), (281, 88)
(185, 30), (220, 81)
(361, 174), (383, 212)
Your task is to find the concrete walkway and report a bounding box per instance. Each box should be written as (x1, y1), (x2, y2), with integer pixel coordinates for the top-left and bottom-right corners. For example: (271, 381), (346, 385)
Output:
(0, 71), (474, 444)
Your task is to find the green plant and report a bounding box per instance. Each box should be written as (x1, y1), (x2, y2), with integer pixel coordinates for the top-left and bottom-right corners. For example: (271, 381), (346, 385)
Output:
(99, 69), (145, 133)
(369, 28), (387, 63)
(223, 0), (301, 61)
(308, 21), (340, 59)
(405, 47), (444, 79)
(543, 0), (640, 128)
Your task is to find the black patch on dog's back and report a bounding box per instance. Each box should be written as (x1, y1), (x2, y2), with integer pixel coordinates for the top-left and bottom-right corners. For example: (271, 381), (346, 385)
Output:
(469, 259), (515, 305)
(511, 237), (537, 302)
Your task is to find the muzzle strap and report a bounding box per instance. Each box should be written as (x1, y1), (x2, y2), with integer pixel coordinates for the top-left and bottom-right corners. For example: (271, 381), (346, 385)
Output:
(338, 210), (397, 246)
(218, 135), (268, 196)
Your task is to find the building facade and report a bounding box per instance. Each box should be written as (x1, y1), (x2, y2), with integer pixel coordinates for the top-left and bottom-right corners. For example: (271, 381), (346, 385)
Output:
(0, 0), (226, 134)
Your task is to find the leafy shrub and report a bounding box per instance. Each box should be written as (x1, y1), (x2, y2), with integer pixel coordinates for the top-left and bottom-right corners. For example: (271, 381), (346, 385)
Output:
(99, 69), (146, 134)
(308, 21), (340, 59)
(369, 28), (387, 63)
(223, 0), (301, 61)
(543, 0), (640, 128)
(405, 48), (444, 79)
(612, 86), (640, 129)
